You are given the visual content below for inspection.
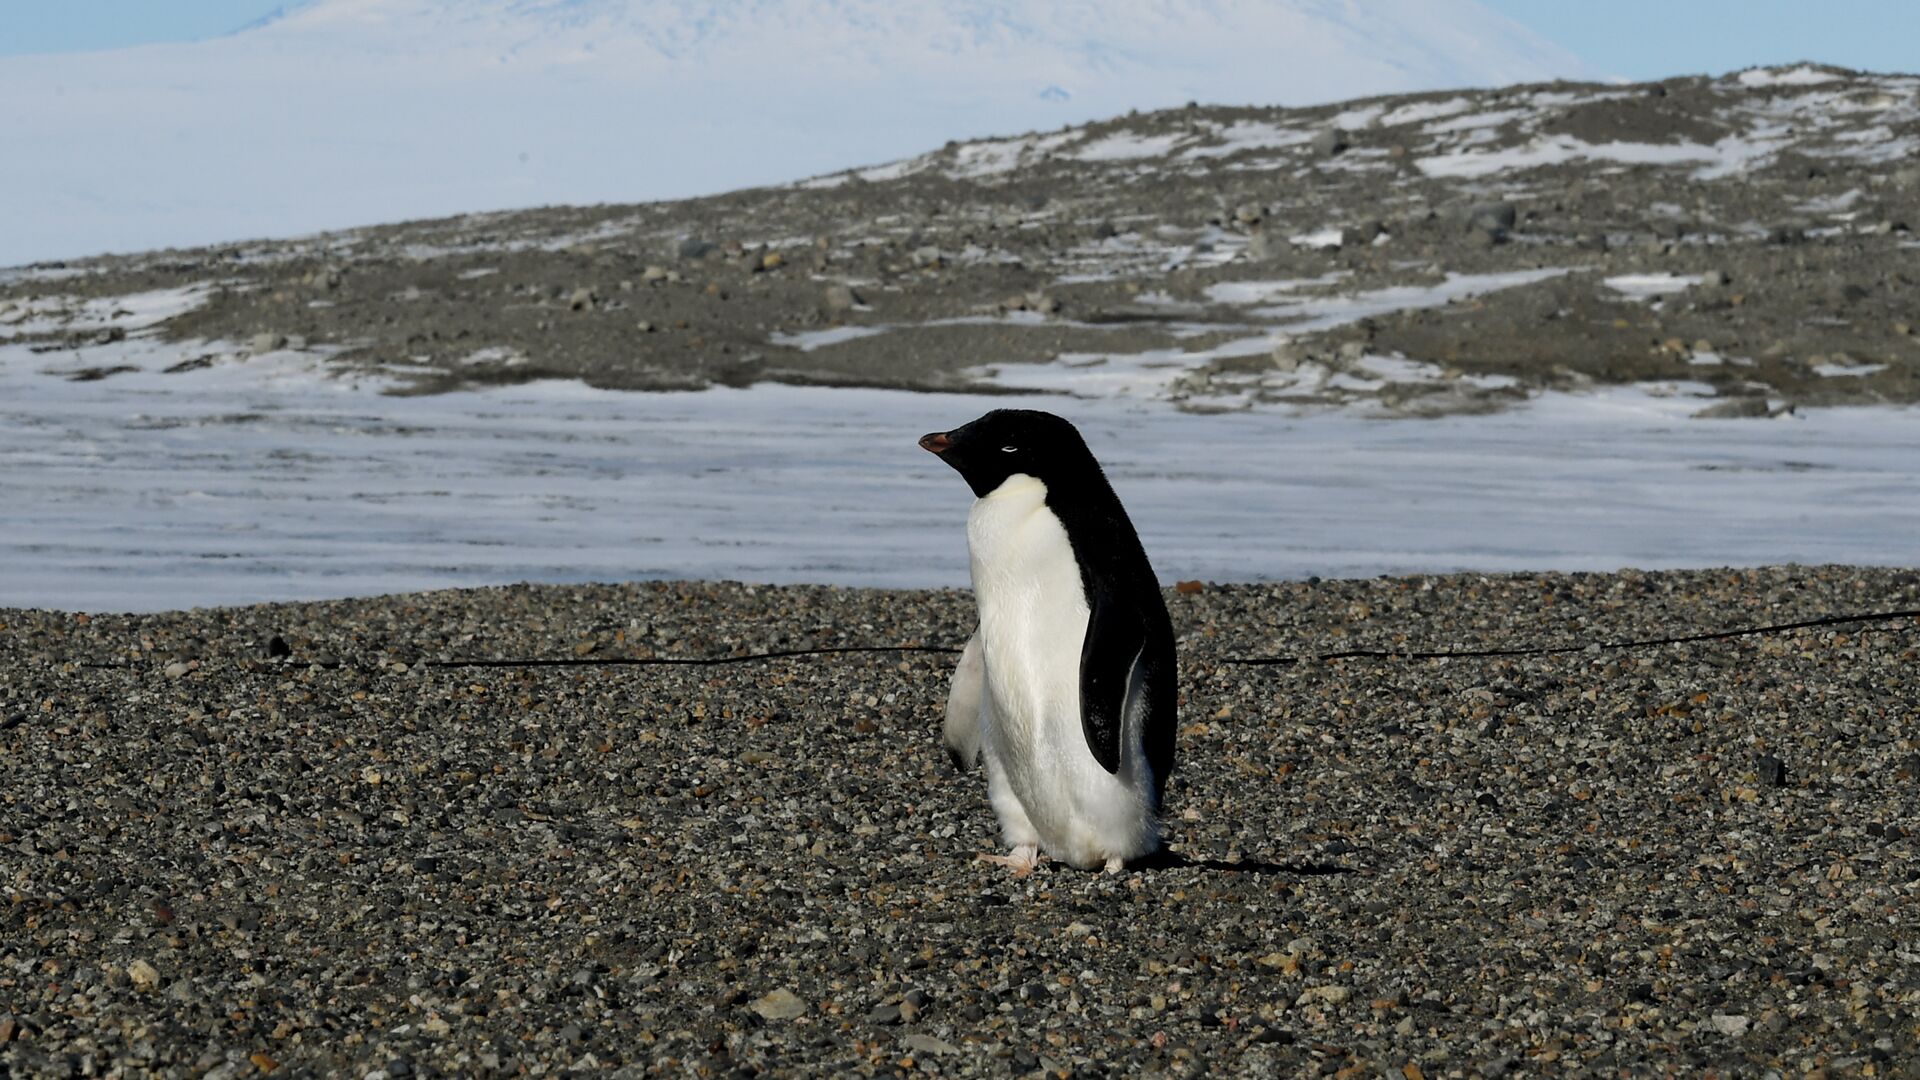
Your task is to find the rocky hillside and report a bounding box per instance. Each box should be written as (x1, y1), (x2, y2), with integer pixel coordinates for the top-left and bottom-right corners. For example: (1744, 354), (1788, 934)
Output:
(4, 63), (1918, 417)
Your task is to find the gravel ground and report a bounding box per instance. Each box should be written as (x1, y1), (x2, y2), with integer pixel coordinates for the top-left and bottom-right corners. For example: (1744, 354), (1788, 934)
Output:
(3, 565), (1918, 1077)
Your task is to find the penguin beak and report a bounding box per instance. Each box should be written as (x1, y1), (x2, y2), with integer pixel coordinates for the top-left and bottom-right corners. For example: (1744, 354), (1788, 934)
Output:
(918, 432), (954, 454)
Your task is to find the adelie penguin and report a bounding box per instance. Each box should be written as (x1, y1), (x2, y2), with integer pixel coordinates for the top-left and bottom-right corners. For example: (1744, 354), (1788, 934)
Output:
(919, 409), (1177, 875)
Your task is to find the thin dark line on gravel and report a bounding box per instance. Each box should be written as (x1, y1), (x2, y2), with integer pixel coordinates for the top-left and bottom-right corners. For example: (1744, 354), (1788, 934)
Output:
(1221, 607), (1920, 667)
(1130, 852), (1357, 876)
(69, 608), (1917, 672)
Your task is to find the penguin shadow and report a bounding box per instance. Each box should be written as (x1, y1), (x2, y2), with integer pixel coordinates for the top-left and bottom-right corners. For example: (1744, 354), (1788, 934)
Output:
(1127, 850), (1359, 876)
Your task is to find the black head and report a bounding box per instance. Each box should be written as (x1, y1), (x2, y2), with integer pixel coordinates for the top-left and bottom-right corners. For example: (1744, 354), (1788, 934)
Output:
(918, 409), (1104, 499)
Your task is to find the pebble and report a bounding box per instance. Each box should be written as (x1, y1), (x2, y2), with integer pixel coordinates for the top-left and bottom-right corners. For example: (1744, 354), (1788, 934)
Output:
(1755, 753), (1789, 787)
(902, 1033), (959, 1055)
(1708, 1014), (1751, 1037)
(751, 989), (807, 1021)
(823, 284), (861, 314)
(125, 959), (161, 991)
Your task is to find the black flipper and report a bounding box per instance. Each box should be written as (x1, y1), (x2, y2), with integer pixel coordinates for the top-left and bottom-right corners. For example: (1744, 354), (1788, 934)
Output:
(1078, 594), (1144, 774)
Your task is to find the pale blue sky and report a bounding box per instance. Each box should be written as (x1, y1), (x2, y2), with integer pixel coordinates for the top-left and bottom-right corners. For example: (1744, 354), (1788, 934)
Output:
(1, 1), (1916, 80)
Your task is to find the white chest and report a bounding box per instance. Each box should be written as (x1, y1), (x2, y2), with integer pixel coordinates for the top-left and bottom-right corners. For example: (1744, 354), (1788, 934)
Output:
(965, 475), (1089, 735)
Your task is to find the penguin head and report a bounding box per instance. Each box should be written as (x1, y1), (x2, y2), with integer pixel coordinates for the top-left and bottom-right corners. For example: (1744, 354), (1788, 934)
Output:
(919, 409), (1100, 499)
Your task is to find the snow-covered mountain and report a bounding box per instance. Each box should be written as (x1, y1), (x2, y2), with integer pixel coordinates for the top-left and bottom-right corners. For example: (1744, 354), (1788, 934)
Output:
(0, 0), (1585, 265)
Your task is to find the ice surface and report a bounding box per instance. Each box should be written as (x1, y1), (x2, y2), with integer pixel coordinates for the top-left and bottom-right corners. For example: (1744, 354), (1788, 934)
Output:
(4, 339), (1916, 613)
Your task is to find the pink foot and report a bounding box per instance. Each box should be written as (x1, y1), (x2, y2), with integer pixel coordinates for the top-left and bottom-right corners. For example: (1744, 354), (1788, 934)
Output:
(976, 844), (1042, 877)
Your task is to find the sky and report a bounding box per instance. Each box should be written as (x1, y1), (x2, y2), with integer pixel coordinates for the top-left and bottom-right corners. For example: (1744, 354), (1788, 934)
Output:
(3, 0), (1918, 78)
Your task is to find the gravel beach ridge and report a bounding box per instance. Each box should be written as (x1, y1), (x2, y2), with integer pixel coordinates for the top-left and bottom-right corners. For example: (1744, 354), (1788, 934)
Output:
(3, 565), (1918, 1076)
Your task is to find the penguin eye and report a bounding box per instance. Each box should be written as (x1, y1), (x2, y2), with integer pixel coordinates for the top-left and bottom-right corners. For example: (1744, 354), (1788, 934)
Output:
(999, 445), (1018, 453)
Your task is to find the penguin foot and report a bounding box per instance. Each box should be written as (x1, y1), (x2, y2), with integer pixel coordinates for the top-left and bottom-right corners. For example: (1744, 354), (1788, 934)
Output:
(976, 844), (1042, 877)
(1104, 856), (1126, 874)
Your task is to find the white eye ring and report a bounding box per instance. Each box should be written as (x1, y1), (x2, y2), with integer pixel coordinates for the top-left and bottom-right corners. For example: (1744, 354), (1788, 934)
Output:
(1000, 445), (1018, 453)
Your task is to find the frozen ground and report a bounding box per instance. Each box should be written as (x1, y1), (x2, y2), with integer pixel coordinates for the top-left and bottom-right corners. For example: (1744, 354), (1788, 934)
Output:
(3, 339), (1916, 612)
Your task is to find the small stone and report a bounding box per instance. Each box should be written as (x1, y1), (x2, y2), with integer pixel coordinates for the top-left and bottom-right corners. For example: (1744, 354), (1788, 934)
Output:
(568, 287), (595, 311)
(636, 321), (654, 333)
(1706, 1013), (1750, 1037)
(248, 1052), (278, 1073)
(641, 265), (669, 283)
(1295, 985), (1351, 1006)
(1755, 754), (1788, 787)
(760, 251), (784, 271)
(752, 988), (807, 1020)
(677, 238), (715, 260)
(902, 1033), (959, 1055)
(867, 1002), (903, 1024)
(163, 661), (190, 679)
(1311, 128), (1348, 156)
(823, 285), (861, 314)
(126, 959), (161, 991)
(266, 635), (292, 659)
(250, 332), (286, 354)
(1467, 202), (1518, 233)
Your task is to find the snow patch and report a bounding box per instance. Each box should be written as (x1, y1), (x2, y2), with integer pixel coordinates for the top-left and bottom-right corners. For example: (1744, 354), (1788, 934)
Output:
(1604, 273), (1707, 299)
(1737, 65), (1841, 88)
(1074, 131), (1189, 162)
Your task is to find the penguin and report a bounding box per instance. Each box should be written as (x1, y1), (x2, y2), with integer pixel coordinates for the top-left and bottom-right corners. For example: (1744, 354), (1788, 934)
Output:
(918, 409), (1177, 874)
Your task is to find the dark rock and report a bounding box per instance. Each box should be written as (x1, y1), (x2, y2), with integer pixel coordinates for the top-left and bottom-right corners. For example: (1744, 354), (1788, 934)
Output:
(1467, 202), (1518, 233)
(1755, 754), (1788, 787)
